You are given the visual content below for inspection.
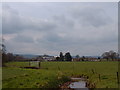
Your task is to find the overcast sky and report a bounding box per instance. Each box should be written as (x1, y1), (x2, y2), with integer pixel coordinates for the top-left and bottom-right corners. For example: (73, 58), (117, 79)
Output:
(2, 2), (118, 56)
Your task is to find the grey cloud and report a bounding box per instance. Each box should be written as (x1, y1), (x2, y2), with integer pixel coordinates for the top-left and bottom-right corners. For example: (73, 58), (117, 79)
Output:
(71, 7), (112, 27)
(2, 5), (23, 34)
(2, 5), (57, 34)
(53, 15), (74, 28)
(12, 35), (34, 43)
(2, 3), (118, 55)
(36, 28), (118, 53)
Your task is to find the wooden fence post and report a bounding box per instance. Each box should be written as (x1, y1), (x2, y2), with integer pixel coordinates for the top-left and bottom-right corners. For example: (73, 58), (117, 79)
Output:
(99, 74), (101, 81)
(38, 61), (41, 68)
(92, 69), (94, 74)
(73, 63), (74, 72)
(117, 72), (119, 86)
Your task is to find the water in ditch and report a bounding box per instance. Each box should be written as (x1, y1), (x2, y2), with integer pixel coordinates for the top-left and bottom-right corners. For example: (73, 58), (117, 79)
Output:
(69, 78), (89, 89)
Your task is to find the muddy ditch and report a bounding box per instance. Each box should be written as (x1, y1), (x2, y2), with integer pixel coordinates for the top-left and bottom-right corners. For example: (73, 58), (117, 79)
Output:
(20, 66), (49, 70)
(59, 75), (96, 89)
(20, 66), (40, 69)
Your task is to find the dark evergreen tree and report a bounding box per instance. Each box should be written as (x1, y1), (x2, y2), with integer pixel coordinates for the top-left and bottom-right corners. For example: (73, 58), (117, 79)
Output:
(59, 52), (64, 61)
(82, 56), (85, 61)
(64, 52), (72, 61)
(56, 57), (60, 61)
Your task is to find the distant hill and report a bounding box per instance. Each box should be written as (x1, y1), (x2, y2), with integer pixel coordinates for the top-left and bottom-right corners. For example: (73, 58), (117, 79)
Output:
(13, 54), (100, 59)
(13, 54), (55, 59)
(85, 56), (101, 58)
(14, 54), (40, 59)
(72, 56), (100, 58)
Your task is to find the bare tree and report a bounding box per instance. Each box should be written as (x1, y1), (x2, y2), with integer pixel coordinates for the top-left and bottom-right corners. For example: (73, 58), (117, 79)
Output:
(102, 50), (119, 61)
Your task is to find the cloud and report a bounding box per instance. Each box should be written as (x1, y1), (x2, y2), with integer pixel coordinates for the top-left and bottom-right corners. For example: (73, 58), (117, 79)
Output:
(70, 7), (112, 27)
(2, 5), (23, 34)
(2, 4), (57, 34)
(12, 34), (34, 43)
(2, 3), (118, 56)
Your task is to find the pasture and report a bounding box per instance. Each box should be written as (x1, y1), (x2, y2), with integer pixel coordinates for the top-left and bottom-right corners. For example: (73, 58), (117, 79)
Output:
(2, 61), (119, 88)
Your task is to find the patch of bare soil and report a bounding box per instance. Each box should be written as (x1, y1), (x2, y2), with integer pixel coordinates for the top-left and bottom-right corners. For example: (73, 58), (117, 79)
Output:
(59, 81), (72, 89)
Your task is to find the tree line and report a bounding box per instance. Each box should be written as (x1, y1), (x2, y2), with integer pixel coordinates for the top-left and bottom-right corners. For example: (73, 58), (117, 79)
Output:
(56, 50), (119, 61)
(1, 42), (119, 67)
(101, 50), (119, 61)
(0, 44), (25, 66)
(56, 52), (72, 61)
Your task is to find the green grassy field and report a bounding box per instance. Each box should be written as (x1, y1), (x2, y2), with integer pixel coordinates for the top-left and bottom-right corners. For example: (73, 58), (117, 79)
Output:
(0, 67), (2, 89)
(2, 61), (119, 88)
